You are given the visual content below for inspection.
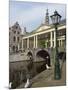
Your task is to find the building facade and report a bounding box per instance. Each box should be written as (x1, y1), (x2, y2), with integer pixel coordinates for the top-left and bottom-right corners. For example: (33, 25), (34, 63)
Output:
(9, 22), (22, 53)
(22, 21), (66, 50)
(9, 10), (66, 53)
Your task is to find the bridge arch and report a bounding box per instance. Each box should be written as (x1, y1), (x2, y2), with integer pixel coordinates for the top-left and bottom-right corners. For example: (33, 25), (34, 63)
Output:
(36, 49), (50, 66)
(26, 50), (34, 73)
(27, 49), (33, 56)
(27, 51), (33, 56)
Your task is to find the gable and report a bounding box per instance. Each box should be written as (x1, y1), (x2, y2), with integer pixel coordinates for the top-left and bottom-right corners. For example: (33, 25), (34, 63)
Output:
(34, 25), (50, 33)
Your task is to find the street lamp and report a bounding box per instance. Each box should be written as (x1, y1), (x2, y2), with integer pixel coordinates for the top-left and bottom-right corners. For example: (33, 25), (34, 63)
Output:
(50, 10), (62, 80)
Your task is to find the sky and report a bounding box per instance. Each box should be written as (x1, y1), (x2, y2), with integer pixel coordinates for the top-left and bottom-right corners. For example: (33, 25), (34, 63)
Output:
(9, 0), (66, 32)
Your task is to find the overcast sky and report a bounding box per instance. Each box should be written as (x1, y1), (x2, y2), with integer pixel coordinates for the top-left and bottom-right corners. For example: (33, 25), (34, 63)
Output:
(9, 1), (66, 32)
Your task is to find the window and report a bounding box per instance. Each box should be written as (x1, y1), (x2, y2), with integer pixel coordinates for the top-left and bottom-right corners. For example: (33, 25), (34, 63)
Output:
(17, 31), (20, 34)
(16, 26), (18, 29)
(13, 31), (16, 34)
(17, 37), (19, 42)
(13, 36), (16, 42)
(13, 46), (15, 52)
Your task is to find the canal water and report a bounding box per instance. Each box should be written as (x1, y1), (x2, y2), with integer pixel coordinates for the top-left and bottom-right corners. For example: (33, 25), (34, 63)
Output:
(9, 53), (48, 89)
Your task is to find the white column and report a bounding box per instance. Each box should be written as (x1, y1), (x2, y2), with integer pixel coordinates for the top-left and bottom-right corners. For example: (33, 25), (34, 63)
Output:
(54, 31), (56, 48)
(22, 39), (24, 50)
(36, 35), (38, 48)
(34, 36), (35, 48)
(50, 31), (53, 48)
(27, 38), (29, 49)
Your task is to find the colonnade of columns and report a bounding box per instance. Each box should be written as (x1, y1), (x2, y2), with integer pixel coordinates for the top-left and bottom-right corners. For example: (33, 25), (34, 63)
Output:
(22, 31), (64, 50)
(58, 39), (64, 47)
(25, 35), (38, 49)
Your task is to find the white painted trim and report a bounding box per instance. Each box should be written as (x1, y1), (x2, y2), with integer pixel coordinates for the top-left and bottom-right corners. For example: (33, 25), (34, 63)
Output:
(22, 25), (66, 39)
(33, 36), (35, 48)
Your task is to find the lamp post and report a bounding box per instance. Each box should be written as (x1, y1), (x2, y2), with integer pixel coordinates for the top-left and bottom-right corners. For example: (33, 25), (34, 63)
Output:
(50, 10), (62, 80)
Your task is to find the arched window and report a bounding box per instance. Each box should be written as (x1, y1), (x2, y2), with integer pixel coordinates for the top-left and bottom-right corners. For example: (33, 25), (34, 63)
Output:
(13, 36), (16, 42)
(13, 31), (16, 34)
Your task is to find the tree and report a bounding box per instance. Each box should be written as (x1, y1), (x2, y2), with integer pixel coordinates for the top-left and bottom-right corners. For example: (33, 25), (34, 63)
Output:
(39, 40), (45, 48)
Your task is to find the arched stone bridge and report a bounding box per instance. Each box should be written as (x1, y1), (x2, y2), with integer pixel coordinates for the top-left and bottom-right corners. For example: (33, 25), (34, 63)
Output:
(24, 48), (51, 66)
(25, 47), (66, 66)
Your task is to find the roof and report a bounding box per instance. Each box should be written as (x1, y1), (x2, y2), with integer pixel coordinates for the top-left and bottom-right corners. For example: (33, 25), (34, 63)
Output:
(22, 19), (66, 37)
(10, 22), (21, 31)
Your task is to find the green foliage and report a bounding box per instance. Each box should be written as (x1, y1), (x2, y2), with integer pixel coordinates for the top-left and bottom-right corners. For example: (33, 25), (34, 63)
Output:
(38, 40), (45, 48)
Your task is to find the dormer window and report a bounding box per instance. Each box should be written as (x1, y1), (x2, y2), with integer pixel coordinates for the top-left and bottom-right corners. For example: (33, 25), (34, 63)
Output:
(16, 26), (18, 29)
